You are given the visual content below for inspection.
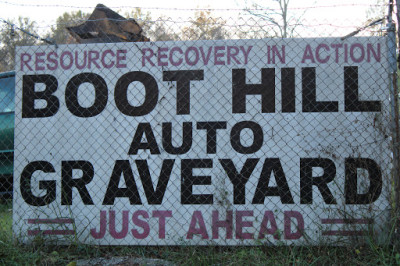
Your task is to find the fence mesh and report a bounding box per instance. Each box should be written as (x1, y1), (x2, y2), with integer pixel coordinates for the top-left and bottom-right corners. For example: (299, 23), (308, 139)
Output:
(0, 3), (398, 247)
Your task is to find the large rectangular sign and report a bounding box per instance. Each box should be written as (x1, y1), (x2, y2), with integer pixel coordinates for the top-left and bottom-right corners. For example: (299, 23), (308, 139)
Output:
(14, 37), (392, 245)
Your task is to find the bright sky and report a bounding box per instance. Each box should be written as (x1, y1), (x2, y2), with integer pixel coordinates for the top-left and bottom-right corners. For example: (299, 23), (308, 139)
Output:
(0, 0), (386, 36)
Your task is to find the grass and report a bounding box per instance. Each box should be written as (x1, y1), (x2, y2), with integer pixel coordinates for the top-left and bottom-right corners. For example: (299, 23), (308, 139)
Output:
(1, 200), (400, 265)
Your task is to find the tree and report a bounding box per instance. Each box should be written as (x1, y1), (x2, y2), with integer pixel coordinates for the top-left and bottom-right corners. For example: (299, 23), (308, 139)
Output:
(235, 17), (272, 39)
(49, 8), (178, 43)
(0, 17), (39, 72)
(365, 0), (388, 36)
(124, 8), (153, 34)
(148, 17), (180, 41)
(125, 8), (178, 41)
(244, 0), (308, 38)
(48, 11), (89, 44)
(182, 11), (231, 40)
(366, 0), (388, 20)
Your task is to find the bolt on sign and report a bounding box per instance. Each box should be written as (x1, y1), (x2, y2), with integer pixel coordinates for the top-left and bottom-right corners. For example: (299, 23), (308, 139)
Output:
(13, 37), (392, 245)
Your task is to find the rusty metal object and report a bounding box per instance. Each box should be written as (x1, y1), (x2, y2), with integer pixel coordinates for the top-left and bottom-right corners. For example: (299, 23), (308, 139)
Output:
(67, 4), (149, 43)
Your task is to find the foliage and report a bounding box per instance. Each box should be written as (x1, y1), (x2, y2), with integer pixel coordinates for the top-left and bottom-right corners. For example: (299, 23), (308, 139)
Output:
(148, 17), (180, 41)
(48, 11), (89, 44)
(124, 8), (179, 41)
(366, 0), (388, 21)
(0, 17), (39, 72)
(365, 0), (388, 36)
(182, 11), (231, 40)
(124, 7), (153, 34)
(125, 9), (230, 41)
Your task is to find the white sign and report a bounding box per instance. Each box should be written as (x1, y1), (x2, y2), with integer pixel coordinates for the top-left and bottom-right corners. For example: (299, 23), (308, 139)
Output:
(13, 37), (392, 245)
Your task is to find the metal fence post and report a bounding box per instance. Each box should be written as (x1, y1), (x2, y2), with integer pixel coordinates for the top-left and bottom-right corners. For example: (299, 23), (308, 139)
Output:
(387, 21), (400, 219)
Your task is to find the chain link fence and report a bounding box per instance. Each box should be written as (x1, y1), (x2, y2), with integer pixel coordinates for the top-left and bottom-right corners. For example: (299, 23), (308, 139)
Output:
(0, 5), (398, 246)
